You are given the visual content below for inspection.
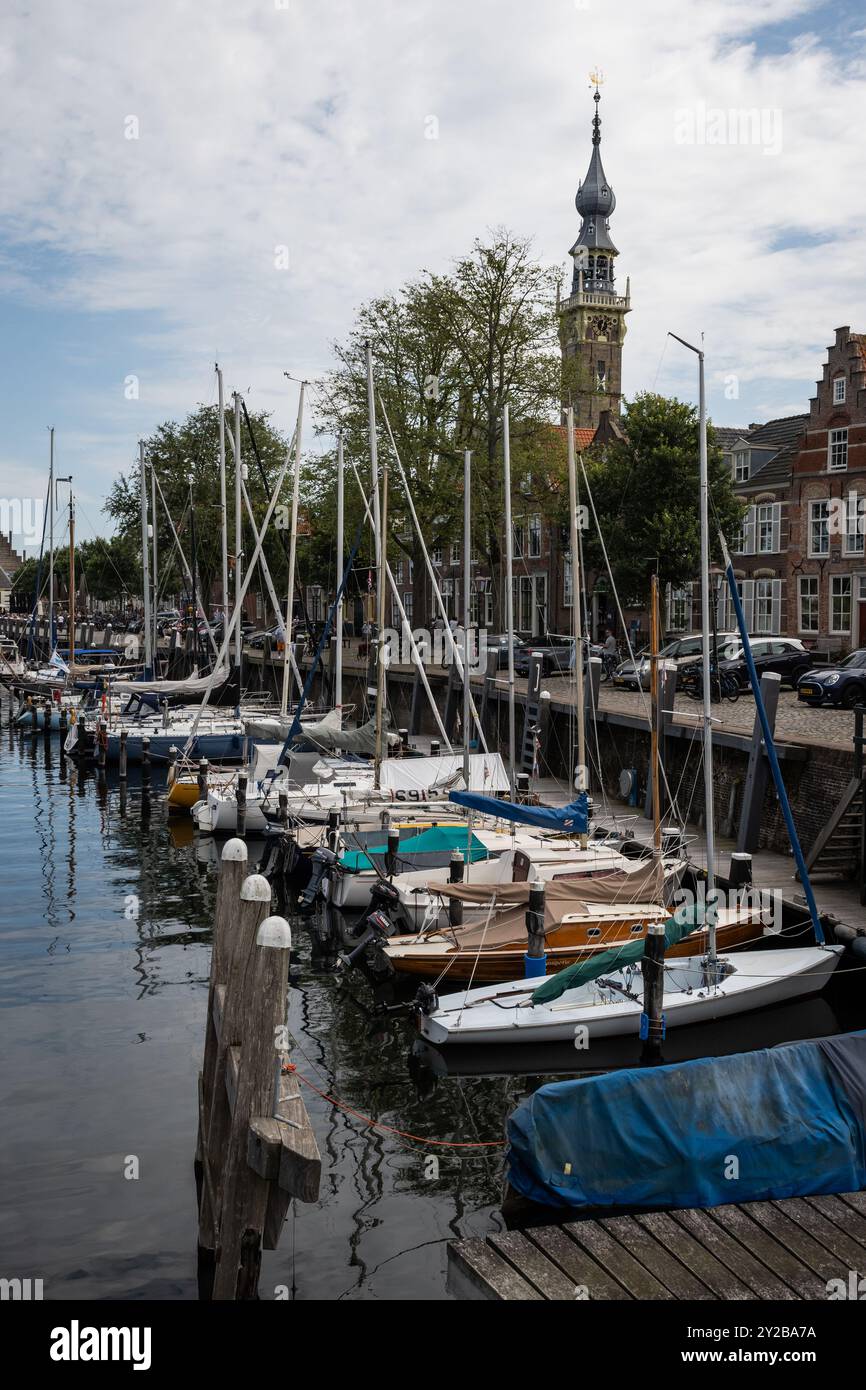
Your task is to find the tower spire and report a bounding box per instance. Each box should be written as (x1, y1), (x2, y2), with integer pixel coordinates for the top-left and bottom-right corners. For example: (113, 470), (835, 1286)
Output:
(558, 76), (631, 430)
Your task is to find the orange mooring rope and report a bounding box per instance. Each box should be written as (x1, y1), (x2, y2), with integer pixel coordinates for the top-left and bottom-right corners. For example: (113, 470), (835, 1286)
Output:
(284, 1065), (506, 1149)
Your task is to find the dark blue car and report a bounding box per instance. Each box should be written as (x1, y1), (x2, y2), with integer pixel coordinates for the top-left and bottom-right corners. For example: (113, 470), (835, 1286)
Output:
(797, 649), (866, 708)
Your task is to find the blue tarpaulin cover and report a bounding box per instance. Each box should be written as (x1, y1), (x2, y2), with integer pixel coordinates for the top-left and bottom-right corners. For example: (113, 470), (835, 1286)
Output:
(448, 790), (588, 834)
(506, 1031), (866, 1211)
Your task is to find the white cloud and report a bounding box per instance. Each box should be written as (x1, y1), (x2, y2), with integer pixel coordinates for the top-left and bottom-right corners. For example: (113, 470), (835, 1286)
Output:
(0, 0), (864, 539)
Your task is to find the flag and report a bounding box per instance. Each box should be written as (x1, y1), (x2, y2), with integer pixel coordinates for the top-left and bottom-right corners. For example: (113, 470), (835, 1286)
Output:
(49, 648), (70, 674)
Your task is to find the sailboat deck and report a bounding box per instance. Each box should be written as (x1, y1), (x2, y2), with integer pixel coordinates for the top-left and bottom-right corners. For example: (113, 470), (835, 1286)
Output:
(448, 1190), (866, 1300)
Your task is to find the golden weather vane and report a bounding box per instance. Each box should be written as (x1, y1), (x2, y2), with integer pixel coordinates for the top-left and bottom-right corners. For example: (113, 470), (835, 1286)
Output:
(589, 68), (605, 93)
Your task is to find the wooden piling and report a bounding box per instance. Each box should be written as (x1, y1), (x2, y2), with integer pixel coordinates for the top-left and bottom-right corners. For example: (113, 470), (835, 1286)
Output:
(196, 849), (321, 1300)
(197, 758), (209, 800)
(119, 730), (128, 779)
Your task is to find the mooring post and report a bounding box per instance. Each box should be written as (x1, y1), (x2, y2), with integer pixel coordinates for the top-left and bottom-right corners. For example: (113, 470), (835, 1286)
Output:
(524, 881), (546, 978)
(448, 849), (465, 925)
(236, 772), (248, 838)
(326, 808), (339, 852)
(97, 719), (107, 771)
(118, 729), (128, 780)
(728, 851), (752, 888)
(279, 790), (289, 830)
(197, 758), (209, 800)
(640, 922), (666, 1065)
(385, 827), (400, 878)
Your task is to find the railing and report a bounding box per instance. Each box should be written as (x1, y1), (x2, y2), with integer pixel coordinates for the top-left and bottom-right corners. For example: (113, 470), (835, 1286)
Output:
(559, 289), (630, 313)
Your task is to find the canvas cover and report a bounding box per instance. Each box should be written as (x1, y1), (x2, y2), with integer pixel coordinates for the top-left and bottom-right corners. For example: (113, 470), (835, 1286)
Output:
(418, 862), (667, 951)
(109, 666), (230, 696)
(506, 1030), (866, 1211)
(380, 753), (509, 796)
(339, 825), (490, 874)
(449, 790), (588, 834)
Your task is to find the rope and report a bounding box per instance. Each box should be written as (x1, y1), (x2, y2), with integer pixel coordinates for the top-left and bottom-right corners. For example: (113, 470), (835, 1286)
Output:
(287, 1067), (506, 1148)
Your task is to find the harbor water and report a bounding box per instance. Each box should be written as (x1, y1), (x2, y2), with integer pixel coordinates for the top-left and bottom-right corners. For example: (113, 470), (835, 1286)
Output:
(2, 699), (865, 1300)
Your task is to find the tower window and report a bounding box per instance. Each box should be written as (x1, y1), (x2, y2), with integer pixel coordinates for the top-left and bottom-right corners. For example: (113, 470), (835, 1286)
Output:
(596, 361), (607, 389)
(596, 258), (607, 281)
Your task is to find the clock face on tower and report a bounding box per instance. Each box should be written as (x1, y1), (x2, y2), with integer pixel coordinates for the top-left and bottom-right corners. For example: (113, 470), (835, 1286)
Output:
(587, 314), (617, 343)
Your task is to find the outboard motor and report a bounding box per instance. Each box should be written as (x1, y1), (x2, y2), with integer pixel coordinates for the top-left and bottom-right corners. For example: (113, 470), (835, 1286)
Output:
(296, 845), (340, 915)
(340, 878), (402, 974)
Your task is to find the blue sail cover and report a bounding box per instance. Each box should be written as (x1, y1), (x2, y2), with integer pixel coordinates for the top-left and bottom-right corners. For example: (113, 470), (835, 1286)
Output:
(507, 1031), (866, 1211)
(448, 790), (588, 834)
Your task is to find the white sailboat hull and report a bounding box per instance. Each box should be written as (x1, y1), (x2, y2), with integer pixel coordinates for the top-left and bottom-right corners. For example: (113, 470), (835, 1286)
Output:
(419, 946), (844, 1047)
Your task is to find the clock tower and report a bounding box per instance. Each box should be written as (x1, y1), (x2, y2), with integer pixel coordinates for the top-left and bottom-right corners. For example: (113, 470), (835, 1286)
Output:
(559, 81), (630, 430)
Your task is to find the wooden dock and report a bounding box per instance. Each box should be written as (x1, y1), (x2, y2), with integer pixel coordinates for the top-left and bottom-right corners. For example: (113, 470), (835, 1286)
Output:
(449, 1191), (866, 1300)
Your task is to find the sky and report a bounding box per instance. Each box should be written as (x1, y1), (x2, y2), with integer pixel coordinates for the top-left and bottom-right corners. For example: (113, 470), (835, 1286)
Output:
(1, 0), (865, 555)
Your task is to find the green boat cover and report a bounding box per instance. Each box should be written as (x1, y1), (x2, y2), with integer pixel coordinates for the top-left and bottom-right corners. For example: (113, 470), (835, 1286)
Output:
(530, 902), (704, 1004)
(338, 824), (489, 874)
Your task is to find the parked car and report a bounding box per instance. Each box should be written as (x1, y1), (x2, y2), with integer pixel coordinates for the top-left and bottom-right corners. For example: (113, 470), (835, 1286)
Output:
(797, 649), (866, 709)
(719, 638), (812, 690)
(484, 631), (531, 669)
(612, 632), (741, 691)
(514, 634), (574, 677)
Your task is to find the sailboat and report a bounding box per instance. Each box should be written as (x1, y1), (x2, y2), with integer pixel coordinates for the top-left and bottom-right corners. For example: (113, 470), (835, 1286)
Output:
(416, 339), (843, 1047)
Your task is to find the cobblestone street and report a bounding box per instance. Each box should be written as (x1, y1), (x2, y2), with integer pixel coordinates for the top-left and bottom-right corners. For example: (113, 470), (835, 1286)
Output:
(539, 676), (858, 751)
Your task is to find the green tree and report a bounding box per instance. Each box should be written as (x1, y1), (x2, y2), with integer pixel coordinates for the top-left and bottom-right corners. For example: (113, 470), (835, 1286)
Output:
(104, 404), (296, 621)
(579, 392), (745, 605)
(313, 230), (563, 626)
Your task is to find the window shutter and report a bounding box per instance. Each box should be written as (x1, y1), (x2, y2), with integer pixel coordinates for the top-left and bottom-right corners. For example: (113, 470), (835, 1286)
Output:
(771, 504), (781, 553)
(771, 579), (782, 634)
(743, 506), (756, 555)
(742, 580), (755, 632)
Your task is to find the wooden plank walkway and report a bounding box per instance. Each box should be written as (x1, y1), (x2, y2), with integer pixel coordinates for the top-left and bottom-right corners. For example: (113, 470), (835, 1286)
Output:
(448, 1191), (866, 1300)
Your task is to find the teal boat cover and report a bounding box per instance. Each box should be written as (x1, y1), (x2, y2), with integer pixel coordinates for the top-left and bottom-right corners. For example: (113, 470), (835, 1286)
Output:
(507, 1031), (866, 1211)
(338, 824), (489, 874)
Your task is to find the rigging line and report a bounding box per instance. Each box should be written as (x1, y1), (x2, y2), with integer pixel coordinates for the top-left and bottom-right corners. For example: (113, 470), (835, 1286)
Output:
(579, 455), (685, 828)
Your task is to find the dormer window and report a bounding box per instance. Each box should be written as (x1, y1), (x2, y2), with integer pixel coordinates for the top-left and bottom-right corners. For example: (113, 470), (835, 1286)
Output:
(734, 450), (750, 483)
(833, 377), (846, 405)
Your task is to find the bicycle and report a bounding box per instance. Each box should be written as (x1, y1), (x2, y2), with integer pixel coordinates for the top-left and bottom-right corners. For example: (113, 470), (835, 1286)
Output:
(680, 664), (740, 703)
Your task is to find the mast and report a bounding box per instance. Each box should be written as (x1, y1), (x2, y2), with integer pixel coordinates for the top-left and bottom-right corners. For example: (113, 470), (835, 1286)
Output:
(68, 486), (75, 677)
(335, 432), (345, 710)
(151, 462), (158, 659)
(139, 442), (153, 679)
(188, 473), (199, 672)
(280, 380), (306, 717)
(502, 404), (517, 794)
(566, 407), (588, 844)
(48, 427), (54, 651)
(463, 449), (472, 790)
(365, 341), (381, 574)
(216, 364), (229, 636)
(373, 419), (389, 788)
(232, 393), (243, 671)
(670, 333), (715, 955)
(650, 572), (662, 857)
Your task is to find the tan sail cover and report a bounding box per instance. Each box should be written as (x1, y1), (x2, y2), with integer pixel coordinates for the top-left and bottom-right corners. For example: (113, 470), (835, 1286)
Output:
(412, 859), (667, 950)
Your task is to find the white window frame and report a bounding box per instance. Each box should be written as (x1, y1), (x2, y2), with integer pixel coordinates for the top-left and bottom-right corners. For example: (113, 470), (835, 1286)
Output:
(845, 491), (865, 556)
(403, 590), (413, 622)
(563, 555), (573, 609)
(756, 502), (781, 555)
(797, 575), (819, 635)
(830, 575), (852, 636)
(528, 515), (542, 560)
(734, 450), (750, 483)
(833, 377), (846, 405)
(431, 546), (442, 567)
(828, 428), (849, 473)
(666, 582), (693, 633)
(809, 499), (830, 557)
(754, 578), (781, 635)
(450, 542), (460, 565)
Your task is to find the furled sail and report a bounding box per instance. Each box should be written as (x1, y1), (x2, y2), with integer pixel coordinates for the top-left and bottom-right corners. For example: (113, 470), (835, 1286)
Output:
(449, 790), (588, 834)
